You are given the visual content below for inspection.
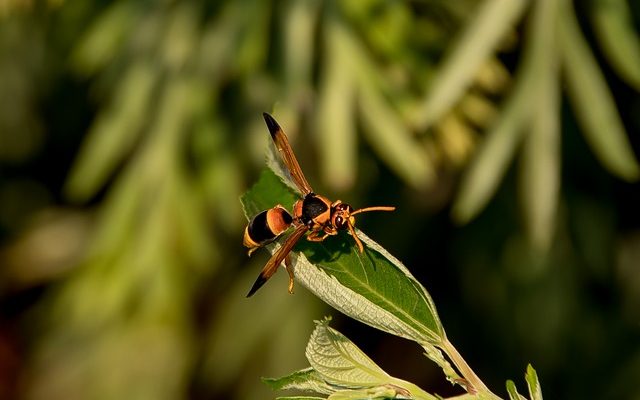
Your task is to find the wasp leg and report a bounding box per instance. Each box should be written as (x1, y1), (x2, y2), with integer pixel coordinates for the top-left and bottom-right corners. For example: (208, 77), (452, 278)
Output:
(306, 227), (337, 242)
(284, 254), (295, 294)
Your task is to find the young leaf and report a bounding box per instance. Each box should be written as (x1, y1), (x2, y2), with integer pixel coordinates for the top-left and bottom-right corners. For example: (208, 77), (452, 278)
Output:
(263, 367), (335, 396)
(525, 365), (542, 400)
(241, 168), (444, 346)
(505, 380), (525, 400)
(305, 319), (436, 400)
(326, 387), (405, 400)
(306, 318), (393, 387)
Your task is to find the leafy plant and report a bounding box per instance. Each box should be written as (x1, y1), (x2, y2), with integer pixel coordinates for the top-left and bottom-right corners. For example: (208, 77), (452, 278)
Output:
(419, 0), (640, 250)
(240, 155), (542, 399)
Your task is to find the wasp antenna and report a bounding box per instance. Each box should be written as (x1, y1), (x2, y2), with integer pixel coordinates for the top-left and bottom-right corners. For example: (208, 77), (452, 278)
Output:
(262, 113), (281, 139)
(351, 206), (396, 216)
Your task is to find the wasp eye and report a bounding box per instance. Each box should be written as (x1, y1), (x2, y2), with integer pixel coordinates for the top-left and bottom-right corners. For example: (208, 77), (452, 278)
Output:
(334, 216), (345, 229)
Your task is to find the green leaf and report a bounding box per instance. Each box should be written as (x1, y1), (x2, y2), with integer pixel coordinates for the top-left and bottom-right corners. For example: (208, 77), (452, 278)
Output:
(70, 2), (138, 75)
(263, 367), (335, 396)
(519, 0), (560, 251)
(306, 318), (391, 387)
(591, 0), (640, 90)
(525, 365), (542, 400)
(320, 14), (434, 190)
(305, 319), (435, 400)
(276, 397), (326, 400)
(559, 0), (640, 181)
(241, 168), (444, 346)
(505, 380), (524, 400)
(327, 387), (402, 400)
(264, 320), (436, 400)
(65, 62), (157, 202)
(317, 15), (357, 190)
(358, 82), (435, 190)
(451, 61), (533, 224)
(412, 0), (528, 129)
(283, 0), (319, 92)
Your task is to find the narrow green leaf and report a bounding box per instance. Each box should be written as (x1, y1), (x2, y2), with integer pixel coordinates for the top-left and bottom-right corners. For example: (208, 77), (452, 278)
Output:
(65, 62), (157, 201)
(317, 15), (357, 190)
(505, 380), (524, 400)
(234, 0), (270, 75)
(324, 16), (434, 190)
(263, 368), (335, 396)
(358, 84), (435, 190)
(70, 2), (138, 75)
(412, 0), (528, 129)
(452, 64), (534, 224)
(284, 0), (320, 93)
(242, 167), (444, 346)
(520, 0), (561, 251)
(591, 0), (640, 90)
(525, 365), (543, 400)
(559, 0), (640, 181)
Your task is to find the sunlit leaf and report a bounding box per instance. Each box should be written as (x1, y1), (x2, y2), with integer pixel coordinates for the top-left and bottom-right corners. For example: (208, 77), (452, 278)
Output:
(283, 0), (319, 93)
(242, 168), (444, 345)
(359, 83), (435, 190)
(519, 0), (560, 251)
(305, 319), (435, 400)
(160, 3), (199, 72)
(276, 397), (326, 400)
(559, 0), (640, 181)
(233, 0), (270, 75)
(264, 367), (335, 396)
(452, 66), (533, 224)
(506, 380), (525, 400)
(412, 0), (528, 129)
(70, 2), (138, 75)
(306, 318), (391, 386)
(317, 15), (357, 190)
(65, 62), (157, 202)
(525, 365), (543, 400)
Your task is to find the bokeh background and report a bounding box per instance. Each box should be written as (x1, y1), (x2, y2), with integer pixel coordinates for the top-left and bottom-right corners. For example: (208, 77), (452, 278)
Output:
(1, 0), (639, 399)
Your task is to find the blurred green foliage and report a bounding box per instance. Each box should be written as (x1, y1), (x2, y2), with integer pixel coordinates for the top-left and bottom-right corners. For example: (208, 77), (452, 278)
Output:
(0, 0), (639, 399)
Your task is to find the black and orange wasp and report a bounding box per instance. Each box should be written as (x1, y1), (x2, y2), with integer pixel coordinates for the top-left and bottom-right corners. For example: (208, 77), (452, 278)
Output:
(243, 113), (395, 297)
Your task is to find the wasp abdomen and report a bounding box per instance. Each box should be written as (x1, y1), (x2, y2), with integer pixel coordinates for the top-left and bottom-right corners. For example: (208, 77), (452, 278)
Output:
(243, 206), (293, 253)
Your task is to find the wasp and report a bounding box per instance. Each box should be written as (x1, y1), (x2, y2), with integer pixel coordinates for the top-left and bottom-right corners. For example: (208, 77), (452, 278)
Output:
(243, 113), (395, 297)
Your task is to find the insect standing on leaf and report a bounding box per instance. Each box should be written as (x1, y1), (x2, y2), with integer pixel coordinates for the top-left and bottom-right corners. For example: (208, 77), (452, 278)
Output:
(243, 113), (395, 297)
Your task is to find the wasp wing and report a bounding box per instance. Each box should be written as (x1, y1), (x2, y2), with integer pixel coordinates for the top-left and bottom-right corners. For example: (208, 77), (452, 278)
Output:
(263, 113), (314, 195)
(246, 224), (307, 297)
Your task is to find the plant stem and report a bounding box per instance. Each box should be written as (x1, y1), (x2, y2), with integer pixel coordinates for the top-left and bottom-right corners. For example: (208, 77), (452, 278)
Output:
(441, 338), (500, 399)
